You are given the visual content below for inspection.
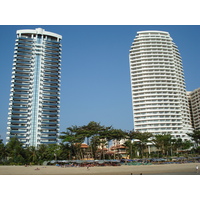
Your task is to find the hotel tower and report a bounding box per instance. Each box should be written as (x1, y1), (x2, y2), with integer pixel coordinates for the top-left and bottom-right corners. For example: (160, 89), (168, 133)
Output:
(129, 30), (193, 139)
(6, 28), (62, 147)
(187, 88), (200, 130)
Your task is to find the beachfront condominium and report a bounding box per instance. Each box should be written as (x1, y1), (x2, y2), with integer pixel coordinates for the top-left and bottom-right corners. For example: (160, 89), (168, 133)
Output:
(187, 88), (200, 130)
(6, 28), (62, 147)
(129, 30), (193, 140)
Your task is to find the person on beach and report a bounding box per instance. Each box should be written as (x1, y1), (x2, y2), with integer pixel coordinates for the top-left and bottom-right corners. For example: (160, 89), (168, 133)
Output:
(196, 165), (198, 174)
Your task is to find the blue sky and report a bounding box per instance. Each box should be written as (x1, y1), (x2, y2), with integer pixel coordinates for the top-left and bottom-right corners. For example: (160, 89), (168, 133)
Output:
(0, 25), (200, 143)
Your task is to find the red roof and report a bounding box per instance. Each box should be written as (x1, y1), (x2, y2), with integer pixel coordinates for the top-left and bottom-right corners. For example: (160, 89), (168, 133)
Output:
(81, 143), (89, 148)
(106, 151), (115, 154)
(74, 143), (89, 148)
(111, 145), (126, 150)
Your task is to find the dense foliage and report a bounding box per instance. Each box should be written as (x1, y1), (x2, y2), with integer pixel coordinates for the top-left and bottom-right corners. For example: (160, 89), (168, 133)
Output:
(0, 122), (199, 165)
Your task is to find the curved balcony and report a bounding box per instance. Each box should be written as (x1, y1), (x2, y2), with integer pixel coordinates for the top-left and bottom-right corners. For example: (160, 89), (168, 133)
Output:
(42, 89), (59, 93)
(14, 78), (32, 82)
(41, 116), (58, 120)
(11, 110), (28, 114)
(40, 136), (57, 139)
(40, 140), (57, 144)
(10, 119), (28, 123)
(43, 71), (60, 76)
(16, 47), (33, 52)
(12, 105), (29, 109)
(40, 130), (57, 134)
(42, 111), (58, 115)
(10, 124), (27, 129)
(10, 130), (27, 134)
(44, 54), (61, 59)
(18, 40), (34, 45)
(42, 107), (58, 112)
(10, 114), (28, 118)
(43, 79), (59, 84)
(43, 85), (59, 90)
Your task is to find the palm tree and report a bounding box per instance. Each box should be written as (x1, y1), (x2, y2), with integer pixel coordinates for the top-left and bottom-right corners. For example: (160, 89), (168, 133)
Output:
(124, 140), (137, 159)
(129, 131), (153, 158)
(59, 142), (71, 160)
(26, 146), (38, 164)
(46, 144), (62, 161)
(152, 134), (172, 156)
(37, 144), (48, 161)
(181, 140), (193, 151)
(187, 130), (200, 148)
(126, 131), (137, 159)
(171, 138), (193, 155)
(172, 138), (182, 155)
(6, 137), (26, 164)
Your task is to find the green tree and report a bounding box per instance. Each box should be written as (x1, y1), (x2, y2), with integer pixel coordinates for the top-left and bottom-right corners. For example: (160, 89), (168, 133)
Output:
(6, 137), (26, 164)
(59, 142), (71, 160)
(77, 121), (114, 159)
(181, 140), (193, 150)
(46, 144), (61, 161)
(59, 125), (85, 159)
(0, 139), (7, 162)
(110, 129), (127, 142)
(172, 138), (183, 154)
(187, 130), (200, 148)
(130, 131), (153, 158)
(26, 146), (38, 164)
(37, 144), (48, 162)
(125, 131), (138, 159)
(172, 138), (193, 154)
(90, 135), (101, 159)
(152, 134), (172, 156)
(78, 121), (111, 144)
(124, 140), (137, 159)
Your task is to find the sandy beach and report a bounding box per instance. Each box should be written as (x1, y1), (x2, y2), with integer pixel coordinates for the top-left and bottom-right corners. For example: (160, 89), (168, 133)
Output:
(0, 163), (199, 175)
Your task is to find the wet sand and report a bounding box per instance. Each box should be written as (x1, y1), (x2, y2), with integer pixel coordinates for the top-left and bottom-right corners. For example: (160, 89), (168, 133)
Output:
(0, 163), (199, 175)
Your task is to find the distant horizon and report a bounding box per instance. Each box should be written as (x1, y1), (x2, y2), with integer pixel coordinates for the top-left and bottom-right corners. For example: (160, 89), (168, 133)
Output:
(1, 25), (200, 143)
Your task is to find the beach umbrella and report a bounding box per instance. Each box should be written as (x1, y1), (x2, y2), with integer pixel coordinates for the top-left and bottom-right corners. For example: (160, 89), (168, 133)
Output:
(97, 160), (105, 164)
(86, 160), (95, 163)
(72, 160), (81, 163)
(75, 160), (83, 164)
(61, 160), (70, 163)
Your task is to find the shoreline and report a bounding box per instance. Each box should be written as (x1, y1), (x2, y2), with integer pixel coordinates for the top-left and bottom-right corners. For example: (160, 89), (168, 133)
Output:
(0, 163), (199, 175)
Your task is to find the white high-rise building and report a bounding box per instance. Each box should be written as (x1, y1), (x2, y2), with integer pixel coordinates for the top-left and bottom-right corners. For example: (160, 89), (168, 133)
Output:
(129, 30), (193, 139)
(187, 88), (200, 130)
(6, 28), (62, 147)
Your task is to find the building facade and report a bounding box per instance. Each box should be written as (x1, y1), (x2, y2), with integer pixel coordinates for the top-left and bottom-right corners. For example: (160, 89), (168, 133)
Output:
(6, 28), (62, 147)
(187, 88), (200, 130)
(129, 30), (193, 139)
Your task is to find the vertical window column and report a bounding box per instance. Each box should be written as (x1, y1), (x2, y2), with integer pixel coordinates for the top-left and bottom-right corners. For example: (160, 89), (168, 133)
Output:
(29, 42), (42, 146)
